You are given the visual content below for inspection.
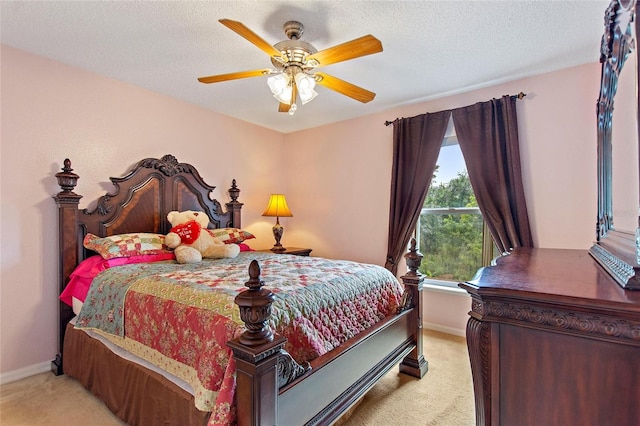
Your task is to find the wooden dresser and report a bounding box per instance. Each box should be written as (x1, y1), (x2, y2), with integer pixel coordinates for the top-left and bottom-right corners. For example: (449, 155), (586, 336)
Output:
(460, 248), (640, 426)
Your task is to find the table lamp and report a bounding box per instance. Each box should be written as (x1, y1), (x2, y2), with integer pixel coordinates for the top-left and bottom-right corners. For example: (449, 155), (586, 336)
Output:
(262, 194), (293, 252)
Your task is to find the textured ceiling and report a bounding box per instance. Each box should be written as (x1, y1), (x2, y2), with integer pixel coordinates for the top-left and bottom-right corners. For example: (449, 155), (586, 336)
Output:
(1, 1), (610, 133)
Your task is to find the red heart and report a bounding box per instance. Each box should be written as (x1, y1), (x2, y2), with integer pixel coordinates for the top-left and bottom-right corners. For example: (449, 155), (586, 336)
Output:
(170, 220), (201, 245)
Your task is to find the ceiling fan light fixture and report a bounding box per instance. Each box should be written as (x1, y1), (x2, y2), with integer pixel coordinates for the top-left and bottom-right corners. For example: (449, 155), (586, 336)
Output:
(299, 88), (317, 105)
(273, 85), (293, 104)
(267, 73), (291, 102)
(294, 72), (315, 91)
(294, 72), (317, 104)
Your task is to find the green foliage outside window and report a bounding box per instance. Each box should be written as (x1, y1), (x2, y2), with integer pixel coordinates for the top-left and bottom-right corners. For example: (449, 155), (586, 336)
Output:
(418, 170), (484, 281)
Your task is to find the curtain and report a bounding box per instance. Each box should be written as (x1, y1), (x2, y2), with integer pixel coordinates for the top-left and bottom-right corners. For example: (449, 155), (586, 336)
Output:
(385, 110), (451, 275)
(452, 95), (533, 253)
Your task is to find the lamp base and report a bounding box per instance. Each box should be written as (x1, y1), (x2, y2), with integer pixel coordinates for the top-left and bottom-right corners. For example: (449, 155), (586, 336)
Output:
(271, 221), (286, 252)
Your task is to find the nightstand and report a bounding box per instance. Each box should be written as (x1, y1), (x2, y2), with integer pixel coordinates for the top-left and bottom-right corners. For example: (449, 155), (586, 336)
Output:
(259, 247), (312, 256)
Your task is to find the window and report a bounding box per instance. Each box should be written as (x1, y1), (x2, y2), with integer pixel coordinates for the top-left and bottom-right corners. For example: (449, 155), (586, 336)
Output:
(415, 134), (496, 287)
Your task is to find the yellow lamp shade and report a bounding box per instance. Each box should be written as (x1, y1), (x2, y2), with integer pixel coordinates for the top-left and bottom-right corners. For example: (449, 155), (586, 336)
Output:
(262, 194), (293, 218)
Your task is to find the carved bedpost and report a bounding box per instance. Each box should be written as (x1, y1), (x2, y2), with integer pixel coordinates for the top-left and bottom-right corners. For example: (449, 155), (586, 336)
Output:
(398, 238), (429, 378)
(52, 158), (82, 375)
(226, 179), (243, 229)
(227, 260), (287, 426)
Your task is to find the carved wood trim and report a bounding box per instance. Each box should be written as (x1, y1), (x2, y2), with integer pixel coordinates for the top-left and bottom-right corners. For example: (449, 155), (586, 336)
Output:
(276, 350), (311, 388)
(472, 298), (640, 346)
(590, 236), (640, 290)
(137, 154), (198, 177)
(229, 340), (285, 365)
(466, 317), (491, 426)
(397, 288), (414, 312)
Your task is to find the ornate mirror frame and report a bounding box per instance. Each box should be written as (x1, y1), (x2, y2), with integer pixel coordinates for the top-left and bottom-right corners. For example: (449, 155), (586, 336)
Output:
(590, 0), (640, 290)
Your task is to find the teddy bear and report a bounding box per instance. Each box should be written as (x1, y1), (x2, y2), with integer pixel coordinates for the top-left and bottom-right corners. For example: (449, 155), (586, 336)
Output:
(164, 210), (240, 264)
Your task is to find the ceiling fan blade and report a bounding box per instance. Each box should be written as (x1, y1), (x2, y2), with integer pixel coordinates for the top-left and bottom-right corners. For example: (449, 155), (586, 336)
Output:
(306, 35), (382, 67)
(198, 69), (272, 84)
(219, 19), (282, 58)
(278, 102), (290, 112)
(314, 72), (376, 103)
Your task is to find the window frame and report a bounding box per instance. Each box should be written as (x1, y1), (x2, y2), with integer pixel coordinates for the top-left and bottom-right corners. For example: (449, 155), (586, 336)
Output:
(415, 205), (495, 288)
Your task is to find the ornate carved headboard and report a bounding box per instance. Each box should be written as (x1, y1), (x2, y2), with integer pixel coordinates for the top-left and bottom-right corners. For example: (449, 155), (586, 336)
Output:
(52, 154), (243, 368)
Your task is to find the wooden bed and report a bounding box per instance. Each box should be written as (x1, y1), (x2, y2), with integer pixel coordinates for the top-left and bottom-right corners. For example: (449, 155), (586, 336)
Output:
(52, 154), (427, 426)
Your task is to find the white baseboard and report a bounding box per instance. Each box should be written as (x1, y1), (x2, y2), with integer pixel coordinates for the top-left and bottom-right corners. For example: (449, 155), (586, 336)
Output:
(0, 361), (51, 385)
(423, 321), (466, 337)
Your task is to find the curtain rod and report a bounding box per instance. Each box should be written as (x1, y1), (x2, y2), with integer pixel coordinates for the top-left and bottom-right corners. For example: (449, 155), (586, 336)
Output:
(383, 92), (527, 126)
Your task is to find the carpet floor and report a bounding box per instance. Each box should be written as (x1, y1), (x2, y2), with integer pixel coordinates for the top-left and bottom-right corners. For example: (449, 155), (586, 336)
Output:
(0, 330), (474, 425)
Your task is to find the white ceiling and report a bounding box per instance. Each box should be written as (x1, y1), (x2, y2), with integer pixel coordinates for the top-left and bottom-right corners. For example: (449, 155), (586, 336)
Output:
(1, 1), (610, 133)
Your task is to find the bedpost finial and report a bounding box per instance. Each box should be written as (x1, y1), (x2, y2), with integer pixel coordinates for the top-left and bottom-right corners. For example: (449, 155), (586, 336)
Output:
(55, 158), (80, 194)
(404, 237), (423, 277)
(235, 260), (276, 346)
(229, 179), (240, 202)
(246, 259), (262, 290)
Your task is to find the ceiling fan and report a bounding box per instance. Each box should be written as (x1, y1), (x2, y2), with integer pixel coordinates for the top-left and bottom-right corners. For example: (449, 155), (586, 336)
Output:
(198, 19), (383, 115)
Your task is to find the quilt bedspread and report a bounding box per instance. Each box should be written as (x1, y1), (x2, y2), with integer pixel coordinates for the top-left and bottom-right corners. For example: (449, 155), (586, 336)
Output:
(75, 252), (404, 425)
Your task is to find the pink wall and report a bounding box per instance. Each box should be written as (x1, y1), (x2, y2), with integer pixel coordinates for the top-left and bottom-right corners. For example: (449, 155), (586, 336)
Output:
(1, 42), (616, 377)
(284, 63), (601, 260)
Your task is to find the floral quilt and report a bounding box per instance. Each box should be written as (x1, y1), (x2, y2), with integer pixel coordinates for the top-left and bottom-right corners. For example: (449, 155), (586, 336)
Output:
(75, 252), (403, 425)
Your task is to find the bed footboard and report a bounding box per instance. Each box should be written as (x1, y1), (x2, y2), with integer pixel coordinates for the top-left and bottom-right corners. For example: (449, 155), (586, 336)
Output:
(229, 239), (427, 426)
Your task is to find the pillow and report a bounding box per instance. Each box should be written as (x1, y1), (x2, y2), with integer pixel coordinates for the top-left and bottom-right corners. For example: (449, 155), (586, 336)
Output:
(209, 228), (255, 244)
(60, 255), (108, 307)
(60, 253), (177, 313)
(84, 232), (172, 259)
(105, 252), (176, 267)
(238, 243), (254, 252)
